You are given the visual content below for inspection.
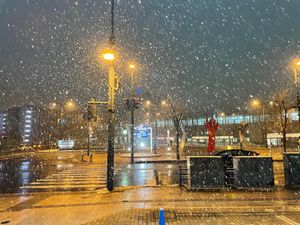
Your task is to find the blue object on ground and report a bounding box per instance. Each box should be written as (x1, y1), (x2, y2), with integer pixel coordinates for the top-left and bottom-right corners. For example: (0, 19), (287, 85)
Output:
(159, 208), (166, 225)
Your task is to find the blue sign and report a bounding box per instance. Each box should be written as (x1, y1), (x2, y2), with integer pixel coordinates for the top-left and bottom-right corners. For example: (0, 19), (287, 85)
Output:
(135, 125), (149, 138)
(136, 87), (142, 95)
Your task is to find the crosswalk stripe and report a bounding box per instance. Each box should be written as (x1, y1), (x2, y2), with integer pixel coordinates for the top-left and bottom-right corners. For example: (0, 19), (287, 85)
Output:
(20, 163), (125, 192)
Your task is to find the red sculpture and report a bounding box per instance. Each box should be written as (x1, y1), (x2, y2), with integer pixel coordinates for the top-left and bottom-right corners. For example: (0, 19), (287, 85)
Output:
(205, 115), (219, 154)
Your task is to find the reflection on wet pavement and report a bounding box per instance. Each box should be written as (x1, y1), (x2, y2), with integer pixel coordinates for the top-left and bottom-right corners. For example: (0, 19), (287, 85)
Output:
(0, 154), (73, 194)
(114, 163), (181, 187)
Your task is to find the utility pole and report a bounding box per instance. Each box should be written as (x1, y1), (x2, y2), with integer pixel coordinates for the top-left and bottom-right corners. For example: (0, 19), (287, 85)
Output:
(129, 64), (136, 164)
(87, 120), (90, 156)
(130, 72), (135, 164)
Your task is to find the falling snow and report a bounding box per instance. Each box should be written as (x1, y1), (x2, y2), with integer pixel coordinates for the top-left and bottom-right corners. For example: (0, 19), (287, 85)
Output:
(0, 0), (299, 114)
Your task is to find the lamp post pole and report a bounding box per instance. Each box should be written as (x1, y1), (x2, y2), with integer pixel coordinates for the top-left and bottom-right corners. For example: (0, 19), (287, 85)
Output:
(106, 0), (116, 192)
(107, 63), (116, 191)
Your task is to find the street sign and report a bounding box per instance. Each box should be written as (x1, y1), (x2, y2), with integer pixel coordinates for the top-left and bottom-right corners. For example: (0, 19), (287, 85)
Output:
(136, 87), (142, 95)
(136, 125), (149, 138)
(58, 140), (75, 150)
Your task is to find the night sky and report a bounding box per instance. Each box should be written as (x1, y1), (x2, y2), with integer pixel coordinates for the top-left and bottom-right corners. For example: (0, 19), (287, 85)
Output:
(0, 0), (300, 114)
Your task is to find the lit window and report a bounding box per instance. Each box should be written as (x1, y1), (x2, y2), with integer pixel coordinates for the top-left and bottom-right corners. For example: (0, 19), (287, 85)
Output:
(25, 125), (31, 128)
(26, 110), (32, 114)
(24, 129), (31, 133)
(24, 139), (30, 142)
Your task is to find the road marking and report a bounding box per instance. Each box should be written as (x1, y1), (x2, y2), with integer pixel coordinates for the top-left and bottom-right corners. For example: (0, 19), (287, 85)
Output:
(20, 163), (124, 192)
(276, 215), (300, 225)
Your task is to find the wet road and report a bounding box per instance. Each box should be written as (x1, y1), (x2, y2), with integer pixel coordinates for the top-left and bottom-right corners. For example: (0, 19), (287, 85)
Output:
(0, 153), (80, 193)
(114, 163), (183, 187)
(0, 152), (285, 194)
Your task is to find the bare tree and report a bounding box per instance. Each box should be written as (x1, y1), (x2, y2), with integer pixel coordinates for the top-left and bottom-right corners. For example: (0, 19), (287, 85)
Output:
(267, 90), (294, 152)
(166, 99), (188, 160)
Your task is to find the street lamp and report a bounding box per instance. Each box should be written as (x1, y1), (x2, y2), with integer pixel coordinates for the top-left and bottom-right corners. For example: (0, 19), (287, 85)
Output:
(146, 100), (151, 106)
(250, 99), (268, 147)
(102, 49), (117, 192)
(65, 100), (75, 111)
(161, 100), (167, 106)
(102, 52), (115, 61)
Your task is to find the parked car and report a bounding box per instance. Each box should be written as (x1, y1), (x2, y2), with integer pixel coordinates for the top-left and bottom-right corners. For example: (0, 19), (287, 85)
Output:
(214, 149), (259, 186)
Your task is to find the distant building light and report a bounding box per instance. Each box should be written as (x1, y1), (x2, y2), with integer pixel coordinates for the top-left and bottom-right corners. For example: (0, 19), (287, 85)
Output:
(3, 114), (7, 116)
(24, 139), (30, 142)
(24, 129), (31, 133)
(25, 125), (31, 128)
(25, 120), (32, 123)
(25, 115), (32, 118)
(24, 134), (30, 137)
(26, 110), (32, 114)
(3, 118), (6, 121)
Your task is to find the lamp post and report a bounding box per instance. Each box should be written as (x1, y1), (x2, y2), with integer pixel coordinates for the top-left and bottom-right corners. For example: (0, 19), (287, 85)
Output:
(102, 51), (116, 192)
(293, 59), (300, 127)
(250, 99), (267, 147)
(145, 100), (167, 154)
(102, 0), (117, 192)
(129, 63), (136, 164)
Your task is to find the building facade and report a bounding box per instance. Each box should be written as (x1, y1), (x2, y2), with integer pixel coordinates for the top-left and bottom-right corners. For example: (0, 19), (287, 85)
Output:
(0, 105), (44, 147)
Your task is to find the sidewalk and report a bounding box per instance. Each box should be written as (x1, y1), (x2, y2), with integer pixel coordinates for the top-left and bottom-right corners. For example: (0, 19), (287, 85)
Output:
(1, 186), (300, 224)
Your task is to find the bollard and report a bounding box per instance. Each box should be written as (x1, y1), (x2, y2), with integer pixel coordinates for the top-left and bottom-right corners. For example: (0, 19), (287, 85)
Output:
(81, 153), (84, 161)
(89, 153), (93, 162)
(159, 208), (166, 225)
(178, 165), (182, 187)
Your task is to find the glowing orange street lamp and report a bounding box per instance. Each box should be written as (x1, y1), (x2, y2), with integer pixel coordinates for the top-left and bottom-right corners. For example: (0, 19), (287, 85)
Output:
(102, 52), (115, 61)
(129, 64), (135, 70)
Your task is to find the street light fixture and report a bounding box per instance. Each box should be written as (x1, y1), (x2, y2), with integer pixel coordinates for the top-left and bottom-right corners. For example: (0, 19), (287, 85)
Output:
(129, 64), (135, 69)
(102, 52), (115, 61)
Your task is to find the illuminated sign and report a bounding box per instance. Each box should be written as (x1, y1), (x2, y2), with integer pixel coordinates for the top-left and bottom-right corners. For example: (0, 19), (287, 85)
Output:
(58, 140), (75, 149)
(135, 125), (149, 138)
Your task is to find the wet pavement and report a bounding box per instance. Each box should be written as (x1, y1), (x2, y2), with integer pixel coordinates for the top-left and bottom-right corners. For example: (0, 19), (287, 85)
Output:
(1, 186), (300, 225)
(85, 208), (300, 225)
(0, 151), (286, 194)
(114, 163), (182, 187)
(0, 155), (57, 193)
(0, 152), (87, 194)
(0, 150), (297, 225)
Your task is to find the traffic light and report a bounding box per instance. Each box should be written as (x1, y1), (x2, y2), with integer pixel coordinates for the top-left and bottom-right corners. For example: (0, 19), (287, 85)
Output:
(133, 98), (139, 109)
(87, 104), (97, 122)
(124, 98), (140, 110)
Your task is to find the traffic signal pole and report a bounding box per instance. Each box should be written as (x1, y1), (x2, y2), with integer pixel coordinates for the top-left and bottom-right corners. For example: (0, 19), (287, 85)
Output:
(130, 72), (135, 164)
(87, 120), (90, 156)
(130, 105), (135, 163)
